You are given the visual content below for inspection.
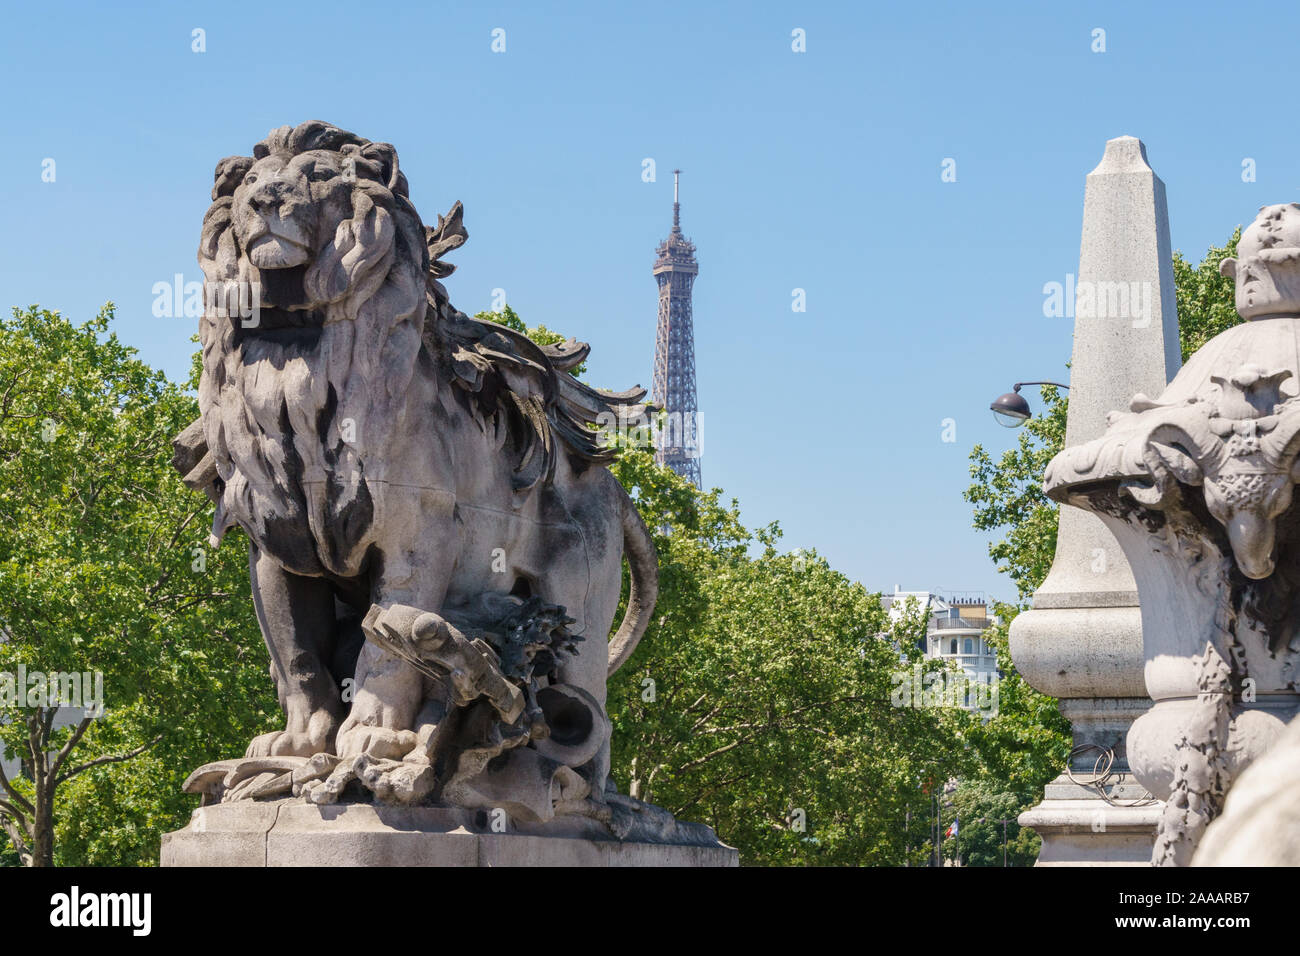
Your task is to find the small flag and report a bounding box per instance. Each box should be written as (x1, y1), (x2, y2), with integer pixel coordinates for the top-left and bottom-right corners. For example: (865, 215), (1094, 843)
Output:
(945, 819), (959, 838)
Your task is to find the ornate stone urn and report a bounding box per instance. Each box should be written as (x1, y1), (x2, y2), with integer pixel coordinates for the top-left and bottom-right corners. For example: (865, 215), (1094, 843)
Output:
(1043, 202), (1300, 865)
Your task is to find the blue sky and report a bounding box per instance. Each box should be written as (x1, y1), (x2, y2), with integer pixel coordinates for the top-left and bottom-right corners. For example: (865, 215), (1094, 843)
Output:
(0, 0), (1292, 604)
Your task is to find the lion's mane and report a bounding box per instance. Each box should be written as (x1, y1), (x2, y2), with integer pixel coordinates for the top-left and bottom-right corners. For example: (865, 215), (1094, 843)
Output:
(196, 121), (427, 573)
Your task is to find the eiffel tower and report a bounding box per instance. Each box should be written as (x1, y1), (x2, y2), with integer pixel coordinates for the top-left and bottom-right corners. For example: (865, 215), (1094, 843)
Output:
(652, 170), (701, 487)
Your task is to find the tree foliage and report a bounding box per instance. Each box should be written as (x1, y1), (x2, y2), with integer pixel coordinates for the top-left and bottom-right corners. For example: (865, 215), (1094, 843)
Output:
(961, 612), (1070, 801)
(1174, 229), (1241, 361)
(603, 449), (978, 864)
(0, 306), (273, 866)
(965, 386), (1067, 602)
(946, 778), (1041, 867)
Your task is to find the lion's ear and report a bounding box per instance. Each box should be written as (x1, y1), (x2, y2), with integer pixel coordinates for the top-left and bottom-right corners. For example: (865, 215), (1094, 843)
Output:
(212, 156), (253, 200)
(360, 142), (402, 194)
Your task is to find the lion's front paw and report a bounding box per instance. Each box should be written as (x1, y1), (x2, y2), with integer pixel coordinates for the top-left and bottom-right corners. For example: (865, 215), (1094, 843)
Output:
(298, 752), (434, 806)
(334, 726), (417, 761)
(246, 729), (332, 758)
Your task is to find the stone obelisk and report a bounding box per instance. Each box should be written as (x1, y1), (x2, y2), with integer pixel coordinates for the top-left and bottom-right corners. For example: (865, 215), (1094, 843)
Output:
(1012, 136), (1179, 865)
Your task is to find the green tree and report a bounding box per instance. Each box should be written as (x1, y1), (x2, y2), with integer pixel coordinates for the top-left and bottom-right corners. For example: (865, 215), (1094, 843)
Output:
(965, 385), (1067, 602)
(961, 611), (1070, 802)
(482, 307), (974, 864)
(605, 448), (975, 865)
(946, 779), (1040, 867)
(0, 306), (272, 866)
(1174, 229), (1241, 361)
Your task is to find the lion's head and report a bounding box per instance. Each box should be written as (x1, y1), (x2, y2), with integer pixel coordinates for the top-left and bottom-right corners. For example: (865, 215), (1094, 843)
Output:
(197, 121), (429, 572)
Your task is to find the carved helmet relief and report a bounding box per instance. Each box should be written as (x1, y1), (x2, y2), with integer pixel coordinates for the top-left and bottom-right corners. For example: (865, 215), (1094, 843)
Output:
(1220, 202), (1300, 321)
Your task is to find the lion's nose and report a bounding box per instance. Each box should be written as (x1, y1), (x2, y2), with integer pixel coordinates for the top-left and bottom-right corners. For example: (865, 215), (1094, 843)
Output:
(248, 179), (291, 214)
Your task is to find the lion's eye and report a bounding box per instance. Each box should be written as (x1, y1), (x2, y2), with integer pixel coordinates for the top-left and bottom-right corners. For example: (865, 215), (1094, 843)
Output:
(244, 172), (258, 186)
(306, 165), (336, 183)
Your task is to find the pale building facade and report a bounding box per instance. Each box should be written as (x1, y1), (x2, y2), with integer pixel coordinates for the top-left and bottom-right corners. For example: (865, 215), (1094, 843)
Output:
(884, 587), (1001, 687)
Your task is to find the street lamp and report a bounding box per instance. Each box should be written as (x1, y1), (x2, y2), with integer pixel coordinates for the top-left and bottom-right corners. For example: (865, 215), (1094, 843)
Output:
(990, 381), (1069, 427)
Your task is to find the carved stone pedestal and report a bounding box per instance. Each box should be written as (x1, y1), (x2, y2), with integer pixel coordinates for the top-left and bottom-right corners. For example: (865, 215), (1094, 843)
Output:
(161, 802), (739, 867)
(1014, 697), (1160, 865)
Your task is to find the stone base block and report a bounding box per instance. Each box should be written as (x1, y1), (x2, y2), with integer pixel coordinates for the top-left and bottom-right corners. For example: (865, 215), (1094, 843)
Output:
(161, 801), (739, 867)
(1019, 776), (1161, 866)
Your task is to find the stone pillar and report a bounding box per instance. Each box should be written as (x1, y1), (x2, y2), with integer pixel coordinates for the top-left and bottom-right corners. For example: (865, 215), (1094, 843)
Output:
(1011, 136), (1179, 865)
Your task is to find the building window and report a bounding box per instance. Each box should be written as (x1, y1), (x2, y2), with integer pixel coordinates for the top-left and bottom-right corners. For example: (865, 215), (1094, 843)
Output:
(949, 639), (958, 655)
(964, 638), (974, 655)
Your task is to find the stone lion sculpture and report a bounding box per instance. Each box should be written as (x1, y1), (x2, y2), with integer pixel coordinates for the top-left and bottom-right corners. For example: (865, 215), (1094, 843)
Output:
(171, 121), (673, 830)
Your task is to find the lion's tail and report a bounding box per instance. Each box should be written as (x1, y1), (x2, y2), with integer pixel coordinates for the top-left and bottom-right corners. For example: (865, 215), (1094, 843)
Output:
(606, 490), (659, 677)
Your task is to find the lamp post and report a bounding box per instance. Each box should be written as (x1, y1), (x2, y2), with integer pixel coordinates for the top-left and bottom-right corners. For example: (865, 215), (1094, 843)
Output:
(942, 778), (957, 867)
(933, 788), (940, 867)
(905, 804), (910, 866)
(989, 382), (1069, 427)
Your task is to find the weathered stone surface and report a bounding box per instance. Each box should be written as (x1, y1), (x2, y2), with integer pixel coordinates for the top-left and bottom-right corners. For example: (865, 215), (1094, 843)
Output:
(161, 803), (738, 867)
(1019, 796), (1161, 867)
(1043, 201), (1300, 865)
(162, 801), (282, 867)
(1194, 711), (1300, 866)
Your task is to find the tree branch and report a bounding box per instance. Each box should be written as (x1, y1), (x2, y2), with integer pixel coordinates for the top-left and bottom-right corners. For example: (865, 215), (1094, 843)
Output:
(669, 769), (756, 818)
(0, 796), (29, 828)
(25, 712), (46, 791)
(56, 734), (162, 785)
(146, 507), (204, 598)
(0, 812), (32, 866)
(0, 760), (33, 815)
(47, 715), (92, 781)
